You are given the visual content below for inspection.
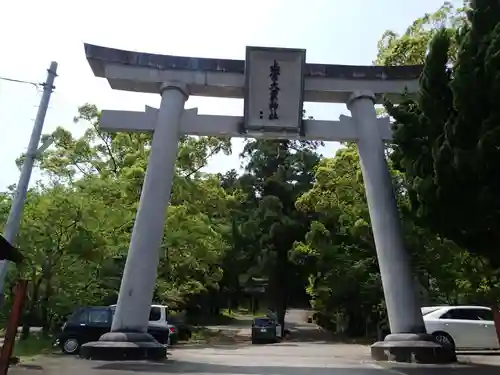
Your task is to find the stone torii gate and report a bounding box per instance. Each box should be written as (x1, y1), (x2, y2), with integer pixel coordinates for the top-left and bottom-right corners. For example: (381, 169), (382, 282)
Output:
(80, 44), (453, 363)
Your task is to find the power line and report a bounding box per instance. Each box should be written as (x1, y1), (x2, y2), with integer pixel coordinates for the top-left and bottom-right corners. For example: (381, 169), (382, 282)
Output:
(0, 76), (40, 87)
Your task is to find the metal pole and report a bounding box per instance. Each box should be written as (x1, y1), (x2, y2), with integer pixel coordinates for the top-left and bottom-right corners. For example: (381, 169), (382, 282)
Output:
(0, 62), (58, 298)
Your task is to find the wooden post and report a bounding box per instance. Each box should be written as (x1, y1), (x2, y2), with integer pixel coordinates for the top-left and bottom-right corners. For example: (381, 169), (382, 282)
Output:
(0, 280), (28, 375)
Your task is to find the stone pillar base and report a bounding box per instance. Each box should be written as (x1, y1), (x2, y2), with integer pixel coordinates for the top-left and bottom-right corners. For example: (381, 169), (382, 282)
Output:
(371, 333), (457, 364)
(80, 332), (166, 361)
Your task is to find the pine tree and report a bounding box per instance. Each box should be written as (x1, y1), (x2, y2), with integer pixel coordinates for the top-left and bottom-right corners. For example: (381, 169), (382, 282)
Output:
(388, 1), (500, 267)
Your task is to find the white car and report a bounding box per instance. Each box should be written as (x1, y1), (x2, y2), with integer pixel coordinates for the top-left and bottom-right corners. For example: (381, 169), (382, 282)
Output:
(422, 305), (499, 350)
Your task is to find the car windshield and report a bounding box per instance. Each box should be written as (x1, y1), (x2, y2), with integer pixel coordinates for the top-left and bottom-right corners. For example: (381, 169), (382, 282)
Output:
(421, 307), (441, 316)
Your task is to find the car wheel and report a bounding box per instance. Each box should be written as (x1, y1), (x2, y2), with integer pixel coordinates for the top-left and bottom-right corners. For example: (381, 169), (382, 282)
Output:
(433, 332), (455, 349)
(62, 337), (80, 355)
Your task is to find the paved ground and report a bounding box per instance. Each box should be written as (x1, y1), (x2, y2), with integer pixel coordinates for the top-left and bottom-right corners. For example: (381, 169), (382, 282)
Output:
(6, 309), (500, 374)
(7, 341), (500, 375)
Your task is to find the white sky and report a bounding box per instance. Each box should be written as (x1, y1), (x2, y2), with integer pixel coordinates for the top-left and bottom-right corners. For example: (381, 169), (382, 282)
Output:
(0, 0), (459, 190)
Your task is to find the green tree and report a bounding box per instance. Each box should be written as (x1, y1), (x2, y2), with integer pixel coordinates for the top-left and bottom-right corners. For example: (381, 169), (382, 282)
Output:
(2, 103), (237, 334)
(375, 2), (466, 66)
(294, 145), (382, 336)
(384, 0), (500, 335)
(229, 139), (321, 331)
(6, 181), (118, 337)
(386, 1), (500, 271)
(294, 144), (488, 337)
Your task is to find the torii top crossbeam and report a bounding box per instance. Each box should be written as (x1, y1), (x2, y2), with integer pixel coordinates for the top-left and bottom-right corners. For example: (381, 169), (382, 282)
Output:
(84, 43), (421, 104)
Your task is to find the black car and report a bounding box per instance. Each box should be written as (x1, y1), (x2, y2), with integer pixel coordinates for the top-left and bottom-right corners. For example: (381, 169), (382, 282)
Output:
(251, 317), (280, 344)
(54, 306), (170, 354)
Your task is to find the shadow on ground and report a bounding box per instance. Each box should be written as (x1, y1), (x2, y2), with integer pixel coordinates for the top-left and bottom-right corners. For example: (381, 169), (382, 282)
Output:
(179, 320), (371, 348)
(94, 360), (500, 375)
(173, 341), (252, 350)
(383, 363), (500, 375)
(187, 313), (238, 327)
(283, 321), (374, 345)
(14, 364), (44, 371)
(457, 351), (500, 356)
(96, 361), (378, 375)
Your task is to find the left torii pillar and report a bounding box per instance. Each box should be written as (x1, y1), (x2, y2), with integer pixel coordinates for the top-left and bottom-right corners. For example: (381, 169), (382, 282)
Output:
(80, 83), (188, 360)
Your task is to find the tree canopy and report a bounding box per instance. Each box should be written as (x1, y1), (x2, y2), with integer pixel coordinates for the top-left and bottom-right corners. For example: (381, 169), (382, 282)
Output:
(386, 1), (500, 271)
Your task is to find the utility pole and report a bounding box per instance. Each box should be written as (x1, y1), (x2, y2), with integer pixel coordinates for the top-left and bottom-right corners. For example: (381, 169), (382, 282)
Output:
(0, 61), (58, 303)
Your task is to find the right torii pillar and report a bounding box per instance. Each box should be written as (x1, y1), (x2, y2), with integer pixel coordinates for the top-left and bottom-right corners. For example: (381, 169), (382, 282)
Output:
(348, 90), (456, 363)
